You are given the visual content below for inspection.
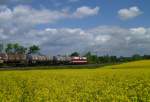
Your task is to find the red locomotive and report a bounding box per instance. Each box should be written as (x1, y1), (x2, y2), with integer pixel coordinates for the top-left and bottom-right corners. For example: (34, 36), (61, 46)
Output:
(71, 56), (88, 64)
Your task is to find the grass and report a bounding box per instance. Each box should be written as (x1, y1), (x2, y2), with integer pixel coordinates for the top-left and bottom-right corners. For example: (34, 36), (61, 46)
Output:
(0, 60), (150, 101)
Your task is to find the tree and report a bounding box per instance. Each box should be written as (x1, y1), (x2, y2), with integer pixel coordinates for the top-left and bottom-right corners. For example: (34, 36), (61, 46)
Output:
(84, 52), (92, 63)
(84, 52), (91, 58)
(143, 55), (150, 59)
(5, 43), (27, 54)
(28, 45), (40, 54)
(0, 43), (3, 53)
(70, 52), (80, 57)
(13, 43), (20, 53)
(13, 43), (27, 54)
(5, 43), (13, 53)
(84, 52), (99, 64)
(17, 46), (27, 54)
(132, 54), (142, 61)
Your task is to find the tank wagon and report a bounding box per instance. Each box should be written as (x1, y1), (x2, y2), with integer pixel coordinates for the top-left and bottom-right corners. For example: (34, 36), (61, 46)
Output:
(0, 53), (88, 67)
(0, 56), (4, 64)
(53, 55), (72, 64)
(27, 54), (53, 65)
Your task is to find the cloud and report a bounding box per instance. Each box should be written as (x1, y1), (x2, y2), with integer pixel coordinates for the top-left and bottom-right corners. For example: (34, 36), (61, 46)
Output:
(0, 5), (69, 25)
(0, 5), (150, 56)
(118, 6), (142, 20)
(19, 28), (92, 54)
(0, 5), (100, 45)
(130, 27), (146, 35)
(86, 26), (150, 56)
(1, 24), (150, 56)
(0, 5), (100, 26)
(73, 6), (100, 18)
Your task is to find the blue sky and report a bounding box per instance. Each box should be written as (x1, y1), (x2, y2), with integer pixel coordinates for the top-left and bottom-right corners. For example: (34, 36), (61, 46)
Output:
(0, 0), (150, 56)
(30, 0), (150, 27)
(4, 0), (150, 28)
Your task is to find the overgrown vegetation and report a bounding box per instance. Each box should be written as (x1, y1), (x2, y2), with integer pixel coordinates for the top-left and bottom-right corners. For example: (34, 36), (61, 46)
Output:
(0, 60), (150, 101)
(0, 43), (40, 54)
(83, 52), (150, 64)
(1, 43), (150, 64)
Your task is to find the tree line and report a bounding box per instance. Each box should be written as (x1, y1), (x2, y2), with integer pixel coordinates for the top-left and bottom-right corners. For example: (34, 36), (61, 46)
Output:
(0, 43), (40, 54)
(1, 43), (150, 64)
(70, 52), (150, 64)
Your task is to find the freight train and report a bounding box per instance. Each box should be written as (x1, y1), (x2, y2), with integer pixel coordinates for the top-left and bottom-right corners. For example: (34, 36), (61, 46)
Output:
(0, 53), (88, 66)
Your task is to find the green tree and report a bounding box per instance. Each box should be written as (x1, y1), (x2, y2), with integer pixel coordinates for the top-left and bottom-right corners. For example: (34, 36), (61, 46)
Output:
(0, 43), (3, 53)
(13, 43), (27, 54)
(28, 45), (40, 54)
(84, 52), (91, 57)
(17, 46), (27, 54)
(13, 43), (20, 53)
(84, 52), (99, 64)
(84, 52), (92, 63)
(70, 52), (80, 57)
(132, 54), (142, 61)
(5, 43), (27, 54)
(5, 43), (13, 53)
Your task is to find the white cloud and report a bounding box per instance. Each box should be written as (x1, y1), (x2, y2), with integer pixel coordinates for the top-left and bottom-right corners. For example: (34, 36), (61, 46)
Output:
(1, 25), (150, 56)
(130, 27), (146, 35)
(87, 26), (150, 56)
(0, 5), (100, 46)
(118, 6), (142, 20)
(0, 5), (150, 56)
(73, 6), (100, 18)
(13, 5), (68, 24)
(0, 5), (68, 28)
(95, 35), (111, 43)
(0, 5), (12, 21)
(0, 5), (100, 26)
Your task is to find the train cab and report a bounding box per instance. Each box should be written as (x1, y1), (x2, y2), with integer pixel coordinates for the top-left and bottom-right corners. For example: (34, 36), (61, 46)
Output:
(71, 56), (88, 64)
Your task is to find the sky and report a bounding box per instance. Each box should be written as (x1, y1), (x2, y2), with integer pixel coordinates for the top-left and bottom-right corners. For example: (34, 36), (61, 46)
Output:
(0, 0), (150, 56)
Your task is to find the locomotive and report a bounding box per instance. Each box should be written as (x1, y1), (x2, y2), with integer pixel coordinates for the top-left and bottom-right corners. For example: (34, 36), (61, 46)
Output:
(0, 53), (88, 66)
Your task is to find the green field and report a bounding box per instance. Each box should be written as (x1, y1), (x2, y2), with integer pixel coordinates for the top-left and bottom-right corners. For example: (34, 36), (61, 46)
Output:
(0, 60), (150, 102)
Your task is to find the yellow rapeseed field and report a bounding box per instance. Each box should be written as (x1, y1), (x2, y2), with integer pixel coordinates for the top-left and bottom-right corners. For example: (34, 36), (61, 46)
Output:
(0, 60), (150, 102)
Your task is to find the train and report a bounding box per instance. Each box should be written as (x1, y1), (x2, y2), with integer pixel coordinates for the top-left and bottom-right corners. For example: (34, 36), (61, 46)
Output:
(0, 53), (88, 66)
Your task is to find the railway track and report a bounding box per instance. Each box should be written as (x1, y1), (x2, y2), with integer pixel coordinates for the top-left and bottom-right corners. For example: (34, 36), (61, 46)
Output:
(0, 63), (120, 70)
